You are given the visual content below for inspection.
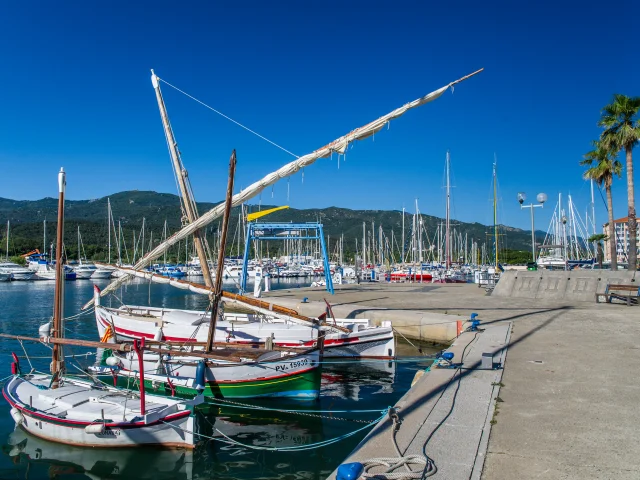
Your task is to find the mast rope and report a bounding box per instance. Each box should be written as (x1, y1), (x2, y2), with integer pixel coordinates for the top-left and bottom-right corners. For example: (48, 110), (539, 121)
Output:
(158, 77), (299, 159)
(18, 340), (34, 371)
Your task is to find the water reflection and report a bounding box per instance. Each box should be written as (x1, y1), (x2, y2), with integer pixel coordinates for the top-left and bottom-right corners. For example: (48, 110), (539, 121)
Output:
(0, 360), (414, 480)
(0, 279), (438, 480)
(3, 428), (195, 479)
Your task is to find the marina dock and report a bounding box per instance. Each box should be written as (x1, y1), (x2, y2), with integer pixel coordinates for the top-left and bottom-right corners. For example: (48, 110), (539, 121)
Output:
(266, 276), (640, 479)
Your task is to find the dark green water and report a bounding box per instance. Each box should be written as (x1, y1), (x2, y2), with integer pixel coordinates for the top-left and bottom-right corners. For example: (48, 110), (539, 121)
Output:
(0, 279), (437, 479)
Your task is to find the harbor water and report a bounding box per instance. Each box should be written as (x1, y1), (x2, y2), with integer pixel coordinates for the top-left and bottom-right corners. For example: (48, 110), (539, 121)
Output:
(0, 279), (438, 480)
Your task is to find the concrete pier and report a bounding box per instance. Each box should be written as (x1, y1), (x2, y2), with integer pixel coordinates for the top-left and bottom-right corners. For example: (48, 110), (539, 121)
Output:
(268, 280), (640, 479)
(263, 283), (483, 344)
(328, 323), (511, 480)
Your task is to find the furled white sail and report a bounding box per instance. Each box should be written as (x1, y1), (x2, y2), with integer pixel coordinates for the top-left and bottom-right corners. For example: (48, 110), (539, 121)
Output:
(83, 68), (483, 309)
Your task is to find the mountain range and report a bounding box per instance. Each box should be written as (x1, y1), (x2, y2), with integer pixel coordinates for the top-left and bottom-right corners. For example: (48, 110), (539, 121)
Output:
(0, 190), (545, 262)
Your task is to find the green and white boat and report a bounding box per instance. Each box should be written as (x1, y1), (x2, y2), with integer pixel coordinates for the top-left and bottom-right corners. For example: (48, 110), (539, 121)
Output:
(92, 346), (322, 400)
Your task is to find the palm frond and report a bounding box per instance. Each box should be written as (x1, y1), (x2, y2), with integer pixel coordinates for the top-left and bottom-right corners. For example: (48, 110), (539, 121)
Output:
(598, 94), (640, 150)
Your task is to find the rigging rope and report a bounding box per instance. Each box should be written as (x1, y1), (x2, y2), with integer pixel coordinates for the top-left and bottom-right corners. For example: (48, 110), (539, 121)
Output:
(158, 77), (299, 159)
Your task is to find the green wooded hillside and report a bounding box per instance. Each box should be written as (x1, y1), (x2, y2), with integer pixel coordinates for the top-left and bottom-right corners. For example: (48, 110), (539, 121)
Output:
(0, 191), (542, 263)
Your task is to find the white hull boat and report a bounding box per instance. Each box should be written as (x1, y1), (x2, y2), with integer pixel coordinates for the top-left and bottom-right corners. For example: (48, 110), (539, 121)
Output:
(3, 374), (202, 448)
(92, 268), (114, 279)
(0, 272), (10, 281)
(95, 303), (395, 359)
(0, 262), (35, 281)
(74, 263), (97, 279)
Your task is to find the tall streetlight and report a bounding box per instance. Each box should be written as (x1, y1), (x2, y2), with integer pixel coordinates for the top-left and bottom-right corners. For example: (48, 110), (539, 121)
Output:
(561, 214), (568, 270)
(518, 192), (547, 262)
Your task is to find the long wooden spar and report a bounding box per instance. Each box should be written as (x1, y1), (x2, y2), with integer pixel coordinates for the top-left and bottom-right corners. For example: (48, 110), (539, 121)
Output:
(0, 333), (292, 363)
(93, 264), (350, 333)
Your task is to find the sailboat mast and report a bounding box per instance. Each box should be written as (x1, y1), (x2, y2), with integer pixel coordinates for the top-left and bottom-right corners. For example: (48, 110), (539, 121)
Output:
(107, 199), (111, 264)
(151, 70), (213, 287)
(6, 220), (9, 260)
(206, 151), (237, 352)
(118, 220), (122, 265)
(51, 168), (66, 389)
(401, 207), (405, 263)
(362, 222), (366, 270)
(77, 225), (81, 263)
(445, 151), (451, 269)
(493, 159), (498, 266)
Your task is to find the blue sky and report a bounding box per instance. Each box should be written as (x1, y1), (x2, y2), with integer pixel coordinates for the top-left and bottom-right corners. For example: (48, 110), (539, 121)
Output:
(0, 0), (637, 231)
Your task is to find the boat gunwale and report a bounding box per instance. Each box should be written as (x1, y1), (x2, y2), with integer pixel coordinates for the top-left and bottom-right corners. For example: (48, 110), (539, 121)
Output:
(3, 376), (191, 429)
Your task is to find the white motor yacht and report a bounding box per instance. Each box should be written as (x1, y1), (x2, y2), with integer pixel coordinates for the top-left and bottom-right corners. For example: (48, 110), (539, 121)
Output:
(91, 267), (114, 279)
(73, 262), (97, 279)
(0, 262), (35, 281)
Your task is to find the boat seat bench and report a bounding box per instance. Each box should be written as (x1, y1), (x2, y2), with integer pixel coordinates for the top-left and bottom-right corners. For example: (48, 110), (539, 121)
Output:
(595, 284), (640, 306)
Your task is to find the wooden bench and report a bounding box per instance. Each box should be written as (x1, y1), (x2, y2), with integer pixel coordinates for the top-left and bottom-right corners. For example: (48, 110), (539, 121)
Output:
(595, 284), (640, 306)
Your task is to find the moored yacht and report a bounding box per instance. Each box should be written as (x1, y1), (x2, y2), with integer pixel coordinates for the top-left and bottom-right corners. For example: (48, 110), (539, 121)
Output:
(0, 262), (35, 281)
(73, 262), (97, 279)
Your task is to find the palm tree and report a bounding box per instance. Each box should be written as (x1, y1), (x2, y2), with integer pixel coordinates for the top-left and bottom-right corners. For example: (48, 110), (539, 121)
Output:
(588, 233), (608, 269)
(599, 94), (640, 269)
(581, 140), (622, 270)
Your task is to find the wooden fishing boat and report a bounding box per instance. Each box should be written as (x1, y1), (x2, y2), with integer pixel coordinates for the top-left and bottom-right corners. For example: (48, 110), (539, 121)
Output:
(2, 168), (203, 449)
(3, 372), (202, 448)
(92, 346), (322, 400)
(93, 284), (395, 359)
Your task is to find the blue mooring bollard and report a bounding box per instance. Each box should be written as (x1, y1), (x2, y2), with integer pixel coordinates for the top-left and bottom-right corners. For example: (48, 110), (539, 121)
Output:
(336, 462), (364, 480)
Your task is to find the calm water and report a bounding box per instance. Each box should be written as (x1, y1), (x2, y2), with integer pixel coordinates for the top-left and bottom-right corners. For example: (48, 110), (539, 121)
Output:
(0, 279), (437, 480)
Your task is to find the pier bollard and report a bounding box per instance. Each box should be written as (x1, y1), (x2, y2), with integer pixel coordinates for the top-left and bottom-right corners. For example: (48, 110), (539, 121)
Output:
(456, 320), (463, 337)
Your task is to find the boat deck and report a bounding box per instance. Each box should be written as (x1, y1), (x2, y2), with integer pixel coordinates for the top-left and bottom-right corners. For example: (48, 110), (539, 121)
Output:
(10, 376), (179, 423)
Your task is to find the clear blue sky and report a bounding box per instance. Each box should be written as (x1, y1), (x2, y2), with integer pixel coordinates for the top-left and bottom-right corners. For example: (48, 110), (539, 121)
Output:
(0, 0), (637, 231)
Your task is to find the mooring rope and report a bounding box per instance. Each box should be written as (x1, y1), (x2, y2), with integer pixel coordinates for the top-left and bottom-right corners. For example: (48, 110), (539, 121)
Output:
(360, 408), (436, 479)
(161, 408), (387, 452)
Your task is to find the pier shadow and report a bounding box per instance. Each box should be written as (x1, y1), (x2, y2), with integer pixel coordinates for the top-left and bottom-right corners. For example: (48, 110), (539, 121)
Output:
(346, 309), (564, 474)
(338, 305), (570, 322)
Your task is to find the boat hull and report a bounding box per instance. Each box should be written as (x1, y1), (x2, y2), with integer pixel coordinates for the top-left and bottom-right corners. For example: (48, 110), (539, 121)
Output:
(91, 270), (114, 279)
(3, 375), (199, 449)
(5, 272), (34, 281)
(96, 349), (322, 400)
(95, 305), (395, 359)
(389, 272), (433, 282)
(74, 270), (95, 279)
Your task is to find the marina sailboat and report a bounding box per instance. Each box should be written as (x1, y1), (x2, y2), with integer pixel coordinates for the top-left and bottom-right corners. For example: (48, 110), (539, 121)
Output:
(432, 152), (466, 284)
(0, 222), (36, 280)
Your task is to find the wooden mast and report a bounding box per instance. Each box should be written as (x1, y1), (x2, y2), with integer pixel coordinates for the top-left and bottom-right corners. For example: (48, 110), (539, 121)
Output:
(151, 70), (213, 287)
(51, 168), (66, 389)
(206, 151), (237, 352)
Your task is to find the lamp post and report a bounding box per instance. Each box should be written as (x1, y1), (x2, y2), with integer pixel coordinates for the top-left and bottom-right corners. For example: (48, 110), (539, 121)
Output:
(561, 214), (568, 271)
(518, 192), (547, 263)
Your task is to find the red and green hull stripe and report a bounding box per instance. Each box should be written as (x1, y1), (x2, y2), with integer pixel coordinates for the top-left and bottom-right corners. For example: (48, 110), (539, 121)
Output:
(97, 366), (321, 400)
